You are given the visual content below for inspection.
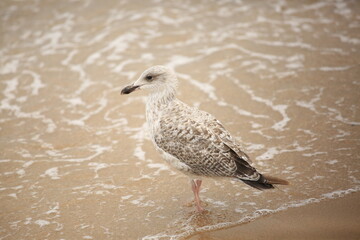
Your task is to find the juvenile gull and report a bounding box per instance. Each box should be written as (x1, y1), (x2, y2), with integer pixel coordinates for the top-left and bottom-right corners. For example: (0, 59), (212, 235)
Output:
(121, 65), (288, 212)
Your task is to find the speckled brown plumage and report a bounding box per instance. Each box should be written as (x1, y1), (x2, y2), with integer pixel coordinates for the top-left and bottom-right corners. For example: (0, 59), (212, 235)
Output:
(152, 99), (258, 180)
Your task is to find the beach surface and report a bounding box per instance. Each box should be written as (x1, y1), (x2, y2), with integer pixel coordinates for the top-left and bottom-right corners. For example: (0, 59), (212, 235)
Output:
(1, 0), (359, 239)
(189, 191), (360, 240)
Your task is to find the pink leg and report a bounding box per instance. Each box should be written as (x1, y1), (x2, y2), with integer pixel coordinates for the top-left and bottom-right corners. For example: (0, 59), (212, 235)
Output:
(191, 179), (204, 212)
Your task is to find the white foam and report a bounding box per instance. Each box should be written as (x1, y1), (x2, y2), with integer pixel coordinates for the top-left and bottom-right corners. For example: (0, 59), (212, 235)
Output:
(256, 142), (311, 162)
(64, 97), (85, 106)
(23, 70), (45, 95)
(256, 147), (278, 161)
(16, 169), (25, 177)
(134, 145), (146, 161)
(1, 59), (19, 74)
(130, 196), (145, 205)
(246, 143), (264, 151)
(167, 55), (196, 69)
(313, 175), (325, 180)
(54, 145), (111, 163)
(234, 44), (284, 62)
(61, 49), (78, 65)
(334, 1), (351, 18)
(334, 34), (360, 45)
(177, 72), (217, 101)
(326, 160), (338, 165)
(1, 77), (57, 133)
(147, 163), (170, 175)
(121, 195), (133, 200)
(43, 167), (60, 180)
(85, 32), (138, 65)
(236, 84), (290, 131)
(254, 39), (315, 50)
(205, 198), (228, 207)
(318, 66), (353, 71)
(85, 52), (101, 65)
(35, 219), (50, 227)
(1, 77), (18, 111)
(46, 202), (60, 215)
(326, 106), (360, 126)
(283, 2), (328, 15)
(88, 162), (109, 178)
(65, 119), (85, 126)
(271, 105), (289, 131)
(210, 62), (227, 69)
(8, 193), (17, 198)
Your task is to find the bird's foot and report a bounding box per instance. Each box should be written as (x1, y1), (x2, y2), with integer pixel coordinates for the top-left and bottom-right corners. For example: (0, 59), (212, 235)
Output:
(196, 205), (206, 213)
(184, 200), (208, 209)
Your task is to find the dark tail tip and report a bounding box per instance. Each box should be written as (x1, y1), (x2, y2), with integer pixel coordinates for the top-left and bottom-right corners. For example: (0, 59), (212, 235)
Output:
(241, 174), (289, 190)
(263, 174), (290, 185)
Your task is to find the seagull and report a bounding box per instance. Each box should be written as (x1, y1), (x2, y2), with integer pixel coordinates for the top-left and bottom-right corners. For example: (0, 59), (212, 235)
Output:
(121, 65), (288, 212)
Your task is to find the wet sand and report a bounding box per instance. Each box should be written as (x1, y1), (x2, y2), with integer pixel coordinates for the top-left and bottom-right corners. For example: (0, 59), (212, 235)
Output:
(1, 0), (360, 239)
(189, 191), (360, 240)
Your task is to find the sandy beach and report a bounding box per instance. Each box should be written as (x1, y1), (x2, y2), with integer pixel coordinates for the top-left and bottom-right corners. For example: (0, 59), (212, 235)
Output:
(1, 0), (360, 239)
(189, 191), (360, 240)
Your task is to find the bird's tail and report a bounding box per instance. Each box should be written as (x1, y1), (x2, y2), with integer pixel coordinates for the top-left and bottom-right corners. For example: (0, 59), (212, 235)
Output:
(241, 174), (289, 190)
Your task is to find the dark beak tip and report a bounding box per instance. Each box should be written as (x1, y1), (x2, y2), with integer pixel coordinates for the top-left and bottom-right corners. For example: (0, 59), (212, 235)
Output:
(120, 88), (130, 95)
(121, 85), (139, 95)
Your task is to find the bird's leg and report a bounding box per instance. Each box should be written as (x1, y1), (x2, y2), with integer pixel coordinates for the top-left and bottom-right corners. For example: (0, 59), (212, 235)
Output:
(191, 179), (204, 212)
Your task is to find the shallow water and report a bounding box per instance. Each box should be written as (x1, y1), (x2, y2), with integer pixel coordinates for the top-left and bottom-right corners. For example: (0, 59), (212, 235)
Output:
(1, 0), (359, 239)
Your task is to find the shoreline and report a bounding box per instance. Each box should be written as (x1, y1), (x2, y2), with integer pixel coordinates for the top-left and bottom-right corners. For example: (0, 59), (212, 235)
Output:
(188, 191), (360, 240)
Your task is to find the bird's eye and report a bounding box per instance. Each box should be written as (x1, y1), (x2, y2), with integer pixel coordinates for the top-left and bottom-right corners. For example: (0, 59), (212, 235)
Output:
(145, 75), (153, 81)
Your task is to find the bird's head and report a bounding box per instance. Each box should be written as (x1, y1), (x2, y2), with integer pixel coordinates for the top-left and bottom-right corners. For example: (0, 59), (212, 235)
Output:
(121, 65), (178, 95)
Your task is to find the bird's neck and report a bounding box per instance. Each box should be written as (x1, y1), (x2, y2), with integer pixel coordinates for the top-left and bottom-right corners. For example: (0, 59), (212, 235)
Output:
(145, 88), (176, 135)
(146, 87), (176, 110)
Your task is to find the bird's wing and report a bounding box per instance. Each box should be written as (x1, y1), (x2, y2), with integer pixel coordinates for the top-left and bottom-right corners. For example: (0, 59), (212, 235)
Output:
(154, 109), (259, 180)
(201, 111), (252, 163)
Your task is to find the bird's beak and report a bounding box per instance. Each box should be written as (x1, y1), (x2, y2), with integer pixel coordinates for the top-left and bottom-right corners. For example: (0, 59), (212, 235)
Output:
(121, 84), (140, 95)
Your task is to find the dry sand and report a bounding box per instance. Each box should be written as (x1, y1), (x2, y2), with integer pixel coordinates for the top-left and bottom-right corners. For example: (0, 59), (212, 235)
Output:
(189, 191), (360, 240)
